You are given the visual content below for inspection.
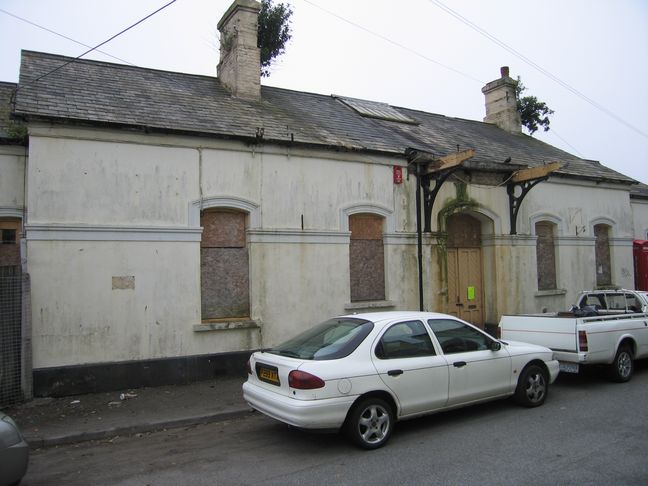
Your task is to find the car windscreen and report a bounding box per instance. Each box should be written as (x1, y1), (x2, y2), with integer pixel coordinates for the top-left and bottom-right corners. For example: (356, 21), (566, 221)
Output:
(269, 318), (374, 360)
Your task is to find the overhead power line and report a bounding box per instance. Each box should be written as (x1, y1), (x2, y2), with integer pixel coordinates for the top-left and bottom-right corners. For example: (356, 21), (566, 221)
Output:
(13, 0), (177, 94)
(0, 8), (133, 66)
(300, 0), (485, 85)
(427, 0), (648, 140)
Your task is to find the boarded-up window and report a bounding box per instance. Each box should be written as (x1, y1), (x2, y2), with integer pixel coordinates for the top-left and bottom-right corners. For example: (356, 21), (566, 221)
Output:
(201, 210), (249, 319)
(447, 214), (481, 248)
(536, 222), (557, 290)
(594, 224), (612, 287)
(0, 219), (21, 267)
(349, 214), (385, 302)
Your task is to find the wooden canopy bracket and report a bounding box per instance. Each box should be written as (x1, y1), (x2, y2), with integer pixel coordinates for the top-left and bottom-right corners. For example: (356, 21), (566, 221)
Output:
(511, 161), (562, 183)
(507, 162), (562, 234)
(426, 149), (475, 174)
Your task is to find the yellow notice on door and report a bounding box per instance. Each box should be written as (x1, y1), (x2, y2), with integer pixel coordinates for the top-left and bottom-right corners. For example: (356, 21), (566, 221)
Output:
(467, 286), (475, 301)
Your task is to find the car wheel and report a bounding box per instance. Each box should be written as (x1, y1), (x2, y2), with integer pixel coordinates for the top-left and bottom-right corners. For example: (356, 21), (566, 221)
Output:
(515, 364), (548, 407)
(610, 345), (633, 383)
(345, 397), (394, 450)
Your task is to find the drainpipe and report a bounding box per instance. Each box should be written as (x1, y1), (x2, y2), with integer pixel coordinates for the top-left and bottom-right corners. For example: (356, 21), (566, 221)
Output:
(415, 162), (424, 311)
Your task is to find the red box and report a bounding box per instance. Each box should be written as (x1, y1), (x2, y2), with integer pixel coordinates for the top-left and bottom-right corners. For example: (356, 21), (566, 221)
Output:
(393, 166), (403, 184)
(633, 240), (648, 290)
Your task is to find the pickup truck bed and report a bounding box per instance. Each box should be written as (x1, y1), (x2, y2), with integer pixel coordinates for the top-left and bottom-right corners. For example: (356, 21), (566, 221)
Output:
(500, 312), (648, 381)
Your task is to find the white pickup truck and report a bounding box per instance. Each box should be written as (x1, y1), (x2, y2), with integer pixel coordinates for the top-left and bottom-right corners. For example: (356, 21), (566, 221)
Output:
(500, 294), (648, 382)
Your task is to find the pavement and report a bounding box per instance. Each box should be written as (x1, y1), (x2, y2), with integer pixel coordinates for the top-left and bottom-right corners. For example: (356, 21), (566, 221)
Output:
(4, 376), (251, 449)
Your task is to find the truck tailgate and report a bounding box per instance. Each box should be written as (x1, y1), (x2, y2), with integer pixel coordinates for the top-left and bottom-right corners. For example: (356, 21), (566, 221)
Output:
(500, 314), (578, 352)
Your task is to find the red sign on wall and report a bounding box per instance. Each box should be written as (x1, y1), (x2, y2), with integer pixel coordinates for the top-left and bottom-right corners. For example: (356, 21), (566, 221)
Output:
(393, 166), (403, 184)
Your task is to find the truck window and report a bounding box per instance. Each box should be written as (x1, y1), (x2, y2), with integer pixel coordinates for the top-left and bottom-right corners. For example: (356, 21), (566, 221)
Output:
(580, 294), (605, 309)
(625, 293), (642, 312)
(606, 294), (626, 312)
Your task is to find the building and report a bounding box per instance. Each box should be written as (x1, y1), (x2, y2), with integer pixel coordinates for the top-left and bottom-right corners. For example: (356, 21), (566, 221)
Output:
(631, 183), (648, 241)
(1, 0), (643, 396)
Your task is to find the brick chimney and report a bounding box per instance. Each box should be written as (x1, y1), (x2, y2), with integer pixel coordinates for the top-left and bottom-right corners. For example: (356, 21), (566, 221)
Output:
(481, 66), (521, 134)
(217, 0), (261, 100)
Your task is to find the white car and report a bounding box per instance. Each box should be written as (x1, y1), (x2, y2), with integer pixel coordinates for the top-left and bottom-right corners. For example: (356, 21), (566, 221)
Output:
(243, 311), (560, 449)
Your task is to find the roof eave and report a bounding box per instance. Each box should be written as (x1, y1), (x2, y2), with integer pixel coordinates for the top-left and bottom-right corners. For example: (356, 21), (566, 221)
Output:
(15, 113), (405, 158)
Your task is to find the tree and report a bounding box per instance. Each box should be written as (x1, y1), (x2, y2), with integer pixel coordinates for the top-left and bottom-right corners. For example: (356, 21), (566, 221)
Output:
(258, 0), (293, 77)
(516, 77), (554, 135)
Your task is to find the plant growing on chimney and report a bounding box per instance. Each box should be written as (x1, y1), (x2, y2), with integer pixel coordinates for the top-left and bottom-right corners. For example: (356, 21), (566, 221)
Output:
(516, 77), (554, 135)
(258, 0), (293, 77)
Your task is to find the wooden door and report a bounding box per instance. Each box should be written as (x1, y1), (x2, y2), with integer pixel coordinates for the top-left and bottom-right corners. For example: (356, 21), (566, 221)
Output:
(447, 248), (484, 327)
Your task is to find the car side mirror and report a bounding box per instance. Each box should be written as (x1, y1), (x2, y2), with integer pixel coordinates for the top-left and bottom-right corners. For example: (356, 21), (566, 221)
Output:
(489, 340), (501, 351)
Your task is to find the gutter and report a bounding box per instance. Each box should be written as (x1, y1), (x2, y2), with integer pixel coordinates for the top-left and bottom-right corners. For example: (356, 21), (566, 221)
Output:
(11, 113), (408, 160)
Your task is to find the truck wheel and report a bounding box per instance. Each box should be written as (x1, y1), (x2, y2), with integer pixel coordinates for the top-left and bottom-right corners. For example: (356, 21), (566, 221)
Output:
(345, 397), (394, 449)
(515, 364), (548, 407)
(610, 345), (633, 382)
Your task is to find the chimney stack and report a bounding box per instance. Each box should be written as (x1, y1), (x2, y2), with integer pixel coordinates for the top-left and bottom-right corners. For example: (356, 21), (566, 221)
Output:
(481, 66), (521, 134)
(217, 0), (261, 100)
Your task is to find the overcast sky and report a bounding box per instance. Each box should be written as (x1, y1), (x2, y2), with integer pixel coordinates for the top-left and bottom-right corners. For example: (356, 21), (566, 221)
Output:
(1, 0), (647, 184)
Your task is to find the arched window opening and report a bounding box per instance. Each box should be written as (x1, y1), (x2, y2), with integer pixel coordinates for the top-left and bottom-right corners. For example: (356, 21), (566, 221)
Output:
(536, 221), (557, 291)
(594, 223), (612, 287)
(200, 209), (249, 320)
(349, 213), (385, 302)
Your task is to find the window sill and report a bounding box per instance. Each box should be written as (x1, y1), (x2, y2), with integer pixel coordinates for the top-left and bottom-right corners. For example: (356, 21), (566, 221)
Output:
(534, 289), (567, 298)
(344, 300), (396, 311)
(193, 319), (259, 332)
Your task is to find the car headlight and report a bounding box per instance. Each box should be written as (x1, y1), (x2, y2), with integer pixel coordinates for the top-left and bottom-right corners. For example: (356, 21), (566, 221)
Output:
(0, 416), (24, 448)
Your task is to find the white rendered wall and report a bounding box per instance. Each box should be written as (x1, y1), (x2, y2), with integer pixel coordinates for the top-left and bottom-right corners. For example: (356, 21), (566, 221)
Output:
(631, 199), (648, 241)
(0, 145), (25, 213)
(24, 126), (638, 368)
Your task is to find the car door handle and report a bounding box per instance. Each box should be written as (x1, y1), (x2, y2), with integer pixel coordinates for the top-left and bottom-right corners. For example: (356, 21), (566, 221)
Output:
(387, 369), (403, 376)
(453, 361), (467, 368)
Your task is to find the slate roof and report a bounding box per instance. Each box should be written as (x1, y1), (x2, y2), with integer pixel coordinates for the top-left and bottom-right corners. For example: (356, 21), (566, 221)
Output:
(631, 183), (648, 200)
(11, 50), (636, 184)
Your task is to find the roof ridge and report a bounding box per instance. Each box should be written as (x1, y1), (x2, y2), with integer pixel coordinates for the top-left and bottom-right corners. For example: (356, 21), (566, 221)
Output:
(20, 49), (220, 83)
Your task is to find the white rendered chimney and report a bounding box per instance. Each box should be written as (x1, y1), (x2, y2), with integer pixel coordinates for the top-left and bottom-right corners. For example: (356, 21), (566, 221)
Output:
(481, 66), (522, 134)
(217, 0), (261, 100)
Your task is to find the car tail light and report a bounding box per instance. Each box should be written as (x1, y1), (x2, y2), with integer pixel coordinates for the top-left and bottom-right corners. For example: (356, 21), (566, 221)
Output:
(246, 359), (252, 375)
(578, 330), (588, 352)
(288, 370), (325, 390)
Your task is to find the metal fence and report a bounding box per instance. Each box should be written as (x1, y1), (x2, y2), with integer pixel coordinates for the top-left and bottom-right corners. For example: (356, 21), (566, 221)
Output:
(0, 266), (31, 407)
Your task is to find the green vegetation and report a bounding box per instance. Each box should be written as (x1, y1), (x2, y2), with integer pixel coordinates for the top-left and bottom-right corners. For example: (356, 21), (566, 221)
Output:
(516, 77), (554, 135)
(258, 0), (293, 77)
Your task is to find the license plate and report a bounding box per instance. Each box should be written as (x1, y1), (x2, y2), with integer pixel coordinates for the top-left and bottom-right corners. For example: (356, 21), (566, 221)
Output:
(258, 366), (280, 385)
(559, 361), (579, 374)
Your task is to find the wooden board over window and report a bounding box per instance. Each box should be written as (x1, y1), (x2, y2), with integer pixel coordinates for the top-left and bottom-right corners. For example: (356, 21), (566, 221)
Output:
(200, 210), (249, 320)
(446, 214), (481, 248)
(349, 214), (383, 240)
(349, 214), (385, 302)
(595, 224), (612, 287)
(201, 210), (246, 248)
(536, 221), (557, 291)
